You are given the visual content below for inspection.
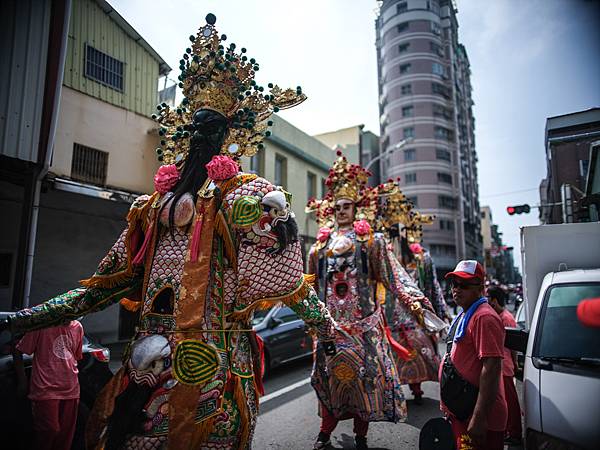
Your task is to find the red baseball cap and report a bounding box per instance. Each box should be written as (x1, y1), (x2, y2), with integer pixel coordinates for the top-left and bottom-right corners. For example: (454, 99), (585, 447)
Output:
(445, 260), (485, 283)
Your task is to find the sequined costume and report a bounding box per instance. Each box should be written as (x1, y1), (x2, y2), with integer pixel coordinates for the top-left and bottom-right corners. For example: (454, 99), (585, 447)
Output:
(8, 14), (335, 450)
(382, 246), (440, 386)
(308, 229), (407, 423)
(306, 155), (407, 425)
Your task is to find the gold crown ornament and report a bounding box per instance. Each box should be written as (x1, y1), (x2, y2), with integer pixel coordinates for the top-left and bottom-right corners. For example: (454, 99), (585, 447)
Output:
(153, 13), (306, 166)
(374, 179), (435, 243)
(305, 151), (377, 227)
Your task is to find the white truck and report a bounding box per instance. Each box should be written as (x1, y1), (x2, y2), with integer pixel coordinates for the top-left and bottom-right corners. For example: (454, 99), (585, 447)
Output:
(507, 222), (600, 449)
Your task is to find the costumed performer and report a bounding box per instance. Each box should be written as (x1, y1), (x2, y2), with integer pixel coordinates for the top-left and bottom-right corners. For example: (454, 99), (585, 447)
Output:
(2, 14), (337, 450)
(306, 153), (408, 450)
(375, 180), (442, 404)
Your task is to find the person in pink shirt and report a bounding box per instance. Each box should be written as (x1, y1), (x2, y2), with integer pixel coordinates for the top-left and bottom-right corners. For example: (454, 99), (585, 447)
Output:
(439, 261), (507, 450)
(13, 320), (83, 450)
(488, 286), (522, 445)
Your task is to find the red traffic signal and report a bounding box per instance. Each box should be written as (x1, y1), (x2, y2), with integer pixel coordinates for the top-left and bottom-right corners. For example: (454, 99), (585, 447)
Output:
(507, 204), (531, 215)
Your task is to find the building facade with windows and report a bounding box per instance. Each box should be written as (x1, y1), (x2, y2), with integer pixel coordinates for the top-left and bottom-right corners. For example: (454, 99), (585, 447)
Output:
(539, 108), (600, 224)
(0, 0), (170, 343)
(375, 0), (482, 271)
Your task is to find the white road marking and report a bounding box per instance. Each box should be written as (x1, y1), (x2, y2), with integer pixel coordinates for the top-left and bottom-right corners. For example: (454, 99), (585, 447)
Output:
(260, 377), (312, 403)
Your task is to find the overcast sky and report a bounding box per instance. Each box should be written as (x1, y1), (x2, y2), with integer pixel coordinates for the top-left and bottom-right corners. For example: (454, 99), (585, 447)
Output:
(112, 0), (600, 270)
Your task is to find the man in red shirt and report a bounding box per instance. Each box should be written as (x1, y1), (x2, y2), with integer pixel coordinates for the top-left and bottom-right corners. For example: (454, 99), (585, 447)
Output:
(14, 320), (84, 450)
(440, 261), (507, 450)
(488, 286), (522, 445)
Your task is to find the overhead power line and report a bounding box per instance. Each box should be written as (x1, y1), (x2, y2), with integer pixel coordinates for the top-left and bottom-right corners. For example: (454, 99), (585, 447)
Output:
(481, 188), (538, 199)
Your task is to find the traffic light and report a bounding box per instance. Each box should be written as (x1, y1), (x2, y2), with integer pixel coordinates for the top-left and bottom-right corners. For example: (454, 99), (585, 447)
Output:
(507, 204), (531, 215)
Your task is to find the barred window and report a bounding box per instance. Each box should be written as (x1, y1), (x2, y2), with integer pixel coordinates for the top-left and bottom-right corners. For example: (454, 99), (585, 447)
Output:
(436, 148), (451, 162)
(71, 143), (108, 186)
(437, 172), (453, 184)
(401, 84), (412, 95)
(438, 195), (457, 209)
(405, 172), (417, 184)
(397, 22), (409, 33)
(307, 171), (317, 200)
(84, 44), (124, 92)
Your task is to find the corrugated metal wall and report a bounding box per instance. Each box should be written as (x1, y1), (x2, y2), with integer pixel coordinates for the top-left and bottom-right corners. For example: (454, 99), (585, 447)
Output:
(0, 0), (51, 163)
(63, 0), (160, 117)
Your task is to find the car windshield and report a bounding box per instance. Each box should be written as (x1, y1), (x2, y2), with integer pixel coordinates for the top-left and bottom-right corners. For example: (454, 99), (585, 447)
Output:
(536, 283), (600, 361)
(251, 309), (270, 326)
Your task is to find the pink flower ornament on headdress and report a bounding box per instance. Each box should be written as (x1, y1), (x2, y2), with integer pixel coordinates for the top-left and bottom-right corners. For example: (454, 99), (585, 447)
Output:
(317, 227), (331, 243)
(409, 243), (423, 254)
(154, 164), (179, 194)
(353, 219), (371, 237)
(206, 155), (239, 181)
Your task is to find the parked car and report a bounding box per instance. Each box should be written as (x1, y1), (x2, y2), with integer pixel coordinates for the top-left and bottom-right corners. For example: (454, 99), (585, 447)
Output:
(0, 313), (113, 450)
(252, 305), (313, 375)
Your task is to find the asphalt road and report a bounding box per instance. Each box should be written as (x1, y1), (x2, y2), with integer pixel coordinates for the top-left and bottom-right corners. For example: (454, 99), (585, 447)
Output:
(254, 356), (444, 450)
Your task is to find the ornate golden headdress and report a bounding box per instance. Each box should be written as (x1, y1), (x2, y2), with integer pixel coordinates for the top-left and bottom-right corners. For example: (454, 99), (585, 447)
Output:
(375, 179), (435, 243)
(153, 13), (306, 166)
(306, 151), (376, 227)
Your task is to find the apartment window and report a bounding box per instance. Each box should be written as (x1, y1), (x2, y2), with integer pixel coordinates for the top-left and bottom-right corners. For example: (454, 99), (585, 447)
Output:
(438, 195), (457, 209)
(435, 126), (453, 141)
(274, 154), (287, 188)
(436, 148), (451, 162)
(307, 171), (317, 200)
(439, 219), (455, 231)
(404, 148), (416, 161)
(430, 42), (443, 56)
(84, 44), (124, 91)
(399, 63), (411, 74)
(432, 82), (449, 98)
(398, 43), (410, 54)
(403, 127), (415, 139)
(431, 22), (441, 35)
(432, 62), (445, 77)
(397, 22), (409, 33)
(430, 244), (455, 257)
(405, 172), (417, 184)
(407, 196), (418, 207)
(432, 104), (445, 118)
(397, 2), (407, 13)
(321, 178), (327, 197)
(401, 84), (412, 95)
(0, 253), (12, 287)
(402, 105), (414, 117)
(71, 143), (108, 186)
(437, 172), (453, 184)
(249, 153), (263, 175)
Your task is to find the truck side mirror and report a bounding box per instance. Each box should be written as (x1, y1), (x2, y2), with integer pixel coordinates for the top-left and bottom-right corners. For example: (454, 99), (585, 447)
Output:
(505, 327), (528, 353)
